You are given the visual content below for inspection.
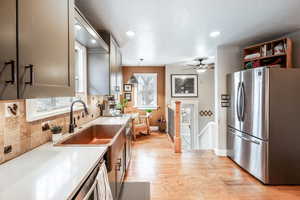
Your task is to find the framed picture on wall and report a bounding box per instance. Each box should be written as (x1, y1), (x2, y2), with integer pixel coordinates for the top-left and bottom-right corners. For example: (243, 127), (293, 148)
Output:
(124, 93), (132, 101)
(123, 84), (133, 92)
(171, 74), (198, 98)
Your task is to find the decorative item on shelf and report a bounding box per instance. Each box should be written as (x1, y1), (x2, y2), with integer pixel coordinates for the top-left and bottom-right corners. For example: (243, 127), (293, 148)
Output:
(124, 93), (132, 101)
(243, 37), (292, 69)
(261, 44), (267, 57)
(50, 125), (63, 143)
(123, 84), (132, 92)
(171, 74), (198, 98)
(274, 42), (285, 55)
(244, 52), (261, 60)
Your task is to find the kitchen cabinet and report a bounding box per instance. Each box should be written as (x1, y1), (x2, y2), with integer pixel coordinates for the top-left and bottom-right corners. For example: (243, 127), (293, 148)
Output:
(115, 144), (126, 199)
(106, 123), (132, 200)
(100, 32), (123, 97)
(0, 0), (18, 99)
(0, 0), (75, 99)
(18, 0), (75, 98)
(74, 8), (109, 95)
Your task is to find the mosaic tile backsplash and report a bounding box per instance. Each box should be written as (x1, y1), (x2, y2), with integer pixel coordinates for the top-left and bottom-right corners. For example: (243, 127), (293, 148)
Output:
(0, 95), (103, 164)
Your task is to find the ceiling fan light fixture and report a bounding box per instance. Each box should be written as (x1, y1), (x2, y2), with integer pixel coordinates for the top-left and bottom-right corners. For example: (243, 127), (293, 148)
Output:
(196, 68), (207, 74)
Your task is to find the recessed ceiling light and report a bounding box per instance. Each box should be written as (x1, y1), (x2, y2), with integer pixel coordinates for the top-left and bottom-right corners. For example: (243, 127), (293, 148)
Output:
(75, 24), (82, 30)
(126, 31), (135, 37)
(91, 39), (96, 44)
(210, 31), (221, 38)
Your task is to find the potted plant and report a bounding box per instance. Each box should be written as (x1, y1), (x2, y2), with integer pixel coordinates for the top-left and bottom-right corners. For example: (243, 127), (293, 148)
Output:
(145, 109), (153, 117)
(50, 125), (63, 143)
(117, 98), (128, 114)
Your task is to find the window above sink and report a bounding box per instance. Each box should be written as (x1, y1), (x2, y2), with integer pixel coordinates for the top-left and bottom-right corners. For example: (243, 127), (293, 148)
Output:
(26, 41), (88, 122)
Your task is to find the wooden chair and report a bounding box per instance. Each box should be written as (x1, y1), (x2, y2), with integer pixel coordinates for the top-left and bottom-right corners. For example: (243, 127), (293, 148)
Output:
(132, 114), (150, 140)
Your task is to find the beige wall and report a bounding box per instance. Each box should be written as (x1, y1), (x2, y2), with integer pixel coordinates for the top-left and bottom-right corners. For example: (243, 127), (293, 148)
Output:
(0, 96), (103, 164)
(165, 63), (215, 134)
(214, 45), (242, 155)
(122, 66), (166, 126)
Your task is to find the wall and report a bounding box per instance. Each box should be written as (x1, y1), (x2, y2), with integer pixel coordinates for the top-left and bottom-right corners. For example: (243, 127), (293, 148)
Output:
(122, 66), (166, 126)
(0, 95), (103, 164)
(165, 63), (215, 149)
(214, 45), (242, 156)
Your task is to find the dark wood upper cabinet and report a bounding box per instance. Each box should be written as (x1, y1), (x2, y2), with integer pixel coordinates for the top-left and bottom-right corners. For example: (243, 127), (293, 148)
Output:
(18, 0), (75, 98)
(0, 0), (18, 99)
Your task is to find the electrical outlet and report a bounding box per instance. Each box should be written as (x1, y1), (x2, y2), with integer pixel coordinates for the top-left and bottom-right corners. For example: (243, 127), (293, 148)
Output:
(4, 145), (12, 154)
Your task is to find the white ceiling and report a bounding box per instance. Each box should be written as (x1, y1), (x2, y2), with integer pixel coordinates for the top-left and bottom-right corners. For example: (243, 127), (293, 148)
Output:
(76, 0), (300, 66)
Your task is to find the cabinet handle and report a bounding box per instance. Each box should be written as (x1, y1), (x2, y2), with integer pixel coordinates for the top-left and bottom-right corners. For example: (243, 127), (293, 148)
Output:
(25, 64), (34, 86)
(4, 60), (15, 85)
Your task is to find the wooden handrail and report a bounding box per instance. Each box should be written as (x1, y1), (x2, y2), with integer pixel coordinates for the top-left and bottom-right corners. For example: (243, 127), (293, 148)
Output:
(174, 101), (181, 153)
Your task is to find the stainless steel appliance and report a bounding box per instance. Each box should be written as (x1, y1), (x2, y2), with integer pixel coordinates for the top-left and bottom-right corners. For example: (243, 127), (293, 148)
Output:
(227, 67), (300, 184)
(72, 159), (113, 200)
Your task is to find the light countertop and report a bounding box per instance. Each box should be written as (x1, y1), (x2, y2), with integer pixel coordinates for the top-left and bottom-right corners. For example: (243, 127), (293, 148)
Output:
(0, 116), (131, 200)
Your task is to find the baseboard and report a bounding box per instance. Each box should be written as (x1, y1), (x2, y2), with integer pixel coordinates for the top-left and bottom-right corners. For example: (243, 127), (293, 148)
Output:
(214, 148), (227, 157)
(150, 126), (159, 131)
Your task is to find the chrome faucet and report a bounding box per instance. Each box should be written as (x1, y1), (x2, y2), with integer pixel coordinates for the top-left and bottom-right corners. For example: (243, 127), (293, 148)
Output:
(69, 99), (89, 133)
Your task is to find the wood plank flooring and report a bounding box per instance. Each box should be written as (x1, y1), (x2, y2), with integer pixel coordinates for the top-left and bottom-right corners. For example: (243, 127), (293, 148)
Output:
(125, 132), (300, 200)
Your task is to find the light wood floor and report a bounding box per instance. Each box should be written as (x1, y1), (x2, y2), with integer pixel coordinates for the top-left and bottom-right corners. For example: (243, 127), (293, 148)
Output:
(125, 132), (300, 200)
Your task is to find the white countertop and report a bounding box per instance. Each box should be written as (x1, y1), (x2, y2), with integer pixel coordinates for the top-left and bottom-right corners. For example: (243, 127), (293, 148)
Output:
(0, 116), (131, 200)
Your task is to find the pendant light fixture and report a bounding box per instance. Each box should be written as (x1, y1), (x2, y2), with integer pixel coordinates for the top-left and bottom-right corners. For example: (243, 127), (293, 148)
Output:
(128, 74), (138, 84)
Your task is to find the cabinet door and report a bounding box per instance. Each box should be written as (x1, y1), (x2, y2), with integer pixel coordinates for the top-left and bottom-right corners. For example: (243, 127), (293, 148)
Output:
(18, 0), (75, 98)
(116, 145), (126, 199)
(110, 38), (117, 95)
(0, 0), (18, 99)
(116, 47), (123, 93)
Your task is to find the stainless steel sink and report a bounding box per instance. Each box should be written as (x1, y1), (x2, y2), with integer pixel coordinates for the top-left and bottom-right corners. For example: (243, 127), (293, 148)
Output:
(56, 125), (122, 146)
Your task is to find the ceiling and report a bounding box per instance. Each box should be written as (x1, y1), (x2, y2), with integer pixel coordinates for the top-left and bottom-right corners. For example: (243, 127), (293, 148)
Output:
(76, 0), (300, 66)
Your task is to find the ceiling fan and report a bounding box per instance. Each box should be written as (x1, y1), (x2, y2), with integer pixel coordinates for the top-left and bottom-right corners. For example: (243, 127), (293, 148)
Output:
(185, 57), (215, 73)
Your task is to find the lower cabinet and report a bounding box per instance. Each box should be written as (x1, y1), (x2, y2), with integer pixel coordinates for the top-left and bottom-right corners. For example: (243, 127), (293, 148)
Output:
(115, 144), (126, 199)
(107, 127), (131, 200)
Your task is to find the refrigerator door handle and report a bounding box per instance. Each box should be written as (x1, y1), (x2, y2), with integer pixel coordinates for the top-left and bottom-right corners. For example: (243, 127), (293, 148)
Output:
(236, 82), (242, 121)
(240, 82), (246, 121)
(231, 131), (261, 145)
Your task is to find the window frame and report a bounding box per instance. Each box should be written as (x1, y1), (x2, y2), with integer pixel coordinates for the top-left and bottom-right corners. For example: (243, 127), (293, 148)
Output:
(133, 73), (158, 110)
(25, 41), (88, 122)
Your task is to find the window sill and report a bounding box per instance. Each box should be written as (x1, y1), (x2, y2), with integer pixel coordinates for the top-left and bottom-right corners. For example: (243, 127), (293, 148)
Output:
(133, 106), (159, 110)
(26, 105), (85, 122)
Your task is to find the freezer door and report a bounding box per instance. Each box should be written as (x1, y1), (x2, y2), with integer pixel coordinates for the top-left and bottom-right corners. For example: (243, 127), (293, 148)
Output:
(227, 127), (269, 183)
(227, 72), (241, 130)
(240, 68), (268, 140)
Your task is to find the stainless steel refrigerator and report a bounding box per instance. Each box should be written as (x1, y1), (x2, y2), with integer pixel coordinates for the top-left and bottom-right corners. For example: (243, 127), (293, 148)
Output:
(227, 67), (300, 185)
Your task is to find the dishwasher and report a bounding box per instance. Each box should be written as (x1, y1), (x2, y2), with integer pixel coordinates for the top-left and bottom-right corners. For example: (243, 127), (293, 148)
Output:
(72, 159), (113, 200)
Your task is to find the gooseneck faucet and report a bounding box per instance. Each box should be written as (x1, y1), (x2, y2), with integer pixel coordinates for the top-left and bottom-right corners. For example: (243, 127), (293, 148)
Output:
(69, 99), (89, 133)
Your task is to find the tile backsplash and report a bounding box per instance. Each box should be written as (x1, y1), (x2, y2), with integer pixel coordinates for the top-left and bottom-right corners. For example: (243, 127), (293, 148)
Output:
(0, 95), (103, 164)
